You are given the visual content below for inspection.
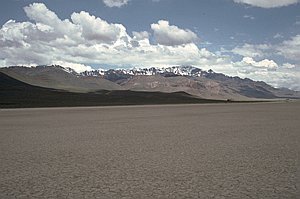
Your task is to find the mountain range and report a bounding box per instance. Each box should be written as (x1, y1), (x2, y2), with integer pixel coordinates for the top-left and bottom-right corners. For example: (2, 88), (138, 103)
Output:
(1, 65), (299, 101)
(0, 71), (222, 108)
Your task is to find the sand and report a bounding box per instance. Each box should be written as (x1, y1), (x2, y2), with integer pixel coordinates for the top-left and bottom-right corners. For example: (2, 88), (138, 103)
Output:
(0, 102), (299, 198)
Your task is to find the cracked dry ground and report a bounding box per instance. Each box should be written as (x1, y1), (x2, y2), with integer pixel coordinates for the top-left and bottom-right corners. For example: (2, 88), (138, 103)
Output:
(0, 102), (299, 198)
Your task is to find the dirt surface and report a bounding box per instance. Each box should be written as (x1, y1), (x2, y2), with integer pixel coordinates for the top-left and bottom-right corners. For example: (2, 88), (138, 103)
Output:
(0, 102), (299, 198)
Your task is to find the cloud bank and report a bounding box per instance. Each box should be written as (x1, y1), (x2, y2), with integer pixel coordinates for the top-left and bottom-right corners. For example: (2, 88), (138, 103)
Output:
(231, 35), (300, 62)
(233, 0), (299, 8)
(0, 3), (217, 71)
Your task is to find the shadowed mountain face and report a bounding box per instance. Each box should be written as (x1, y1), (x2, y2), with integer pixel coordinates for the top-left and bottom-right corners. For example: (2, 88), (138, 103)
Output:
(1, 65), (299, 100)
(0, 72), (222, 108)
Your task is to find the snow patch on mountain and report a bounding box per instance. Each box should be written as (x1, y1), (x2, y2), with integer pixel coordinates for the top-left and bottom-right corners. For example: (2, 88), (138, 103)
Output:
(76, 65), (208, 77)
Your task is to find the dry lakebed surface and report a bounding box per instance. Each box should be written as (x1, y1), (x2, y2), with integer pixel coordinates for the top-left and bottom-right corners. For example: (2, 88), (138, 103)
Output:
(0, 102), (299, 198)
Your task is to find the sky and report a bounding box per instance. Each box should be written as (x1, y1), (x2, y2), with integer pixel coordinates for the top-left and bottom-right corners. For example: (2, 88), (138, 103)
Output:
(0, 0), (299, 90)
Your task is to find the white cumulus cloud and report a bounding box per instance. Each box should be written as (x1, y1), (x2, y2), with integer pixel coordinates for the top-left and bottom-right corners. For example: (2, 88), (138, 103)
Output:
(240, 57), (278, 69)
(102, 0), (130, 8)
(233, 0), (299, 8)
(151, 20), (198, 46)
(71, 11), (123, 43)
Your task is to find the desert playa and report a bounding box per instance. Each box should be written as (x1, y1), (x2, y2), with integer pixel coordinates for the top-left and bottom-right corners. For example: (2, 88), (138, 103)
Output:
(0, 102), (299, 198)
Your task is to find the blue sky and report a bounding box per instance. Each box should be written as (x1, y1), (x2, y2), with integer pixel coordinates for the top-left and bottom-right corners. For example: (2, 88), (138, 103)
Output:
(0, 0), (300, 90)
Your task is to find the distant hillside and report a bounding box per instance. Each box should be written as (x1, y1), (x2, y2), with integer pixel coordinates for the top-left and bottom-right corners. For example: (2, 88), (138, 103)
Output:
(0, 66), (122, 92)
(1, 65), (299, 100)
(0, 72), (221, 108)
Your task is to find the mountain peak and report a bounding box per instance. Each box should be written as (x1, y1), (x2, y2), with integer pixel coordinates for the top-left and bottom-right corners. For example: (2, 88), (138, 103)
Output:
(78, 65), (207, 78)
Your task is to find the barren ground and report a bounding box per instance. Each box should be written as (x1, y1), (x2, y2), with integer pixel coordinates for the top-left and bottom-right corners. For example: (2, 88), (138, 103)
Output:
(0, 102), (299, 198)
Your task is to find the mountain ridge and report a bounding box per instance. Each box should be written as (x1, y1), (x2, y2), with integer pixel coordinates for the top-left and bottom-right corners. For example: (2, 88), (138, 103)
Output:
(1, 65), (299, 100)
(0, 72), (224, 108)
